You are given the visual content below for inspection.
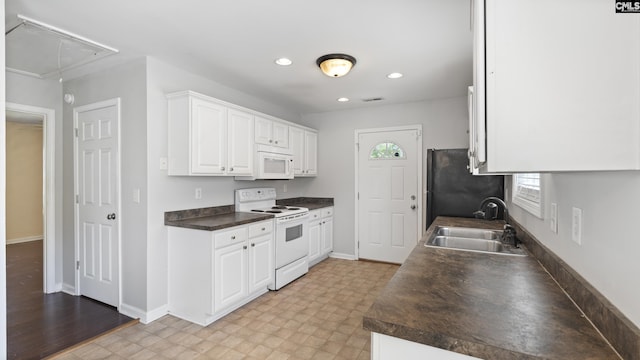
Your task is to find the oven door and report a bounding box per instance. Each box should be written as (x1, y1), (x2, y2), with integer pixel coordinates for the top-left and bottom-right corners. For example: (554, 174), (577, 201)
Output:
(258, 152), (294, 179)
(275, 213), (309, 269)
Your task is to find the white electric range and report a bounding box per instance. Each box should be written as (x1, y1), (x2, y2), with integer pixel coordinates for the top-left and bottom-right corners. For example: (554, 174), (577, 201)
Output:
(235, 188), (309, 290)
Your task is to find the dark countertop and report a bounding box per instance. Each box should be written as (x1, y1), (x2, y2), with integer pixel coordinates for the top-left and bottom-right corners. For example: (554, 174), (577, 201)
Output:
(164, 205), (273, 231)
(363, 216), (619, 359)
(277, 197), (334, 210)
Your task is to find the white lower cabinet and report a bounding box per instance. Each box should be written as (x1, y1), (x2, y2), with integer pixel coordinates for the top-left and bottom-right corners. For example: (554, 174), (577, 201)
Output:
(308, 207), (334, 267)
(372, 333), (482, 360)
(168, 220), (273, 326)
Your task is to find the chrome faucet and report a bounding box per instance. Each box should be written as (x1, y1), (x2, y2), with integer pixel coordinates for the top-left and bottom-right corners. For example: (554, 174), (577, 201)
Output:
(473, 197), (519, 248)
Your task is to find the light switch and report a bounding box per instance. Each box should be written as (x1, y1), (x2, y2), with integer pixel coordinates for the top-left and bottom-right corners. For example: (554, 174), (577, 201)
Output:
(133, 188), (140, 204)
(571, 207), (582, 245)
(549, 203), (558, 234)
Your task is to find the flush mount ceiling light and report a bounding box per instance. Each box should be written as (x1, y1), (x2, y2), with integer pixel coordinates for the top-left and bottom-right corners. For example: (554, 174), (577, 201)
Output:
(387, 72), (403, 79)
(337, 97), (350, 102)
(316, 53), (356, 77)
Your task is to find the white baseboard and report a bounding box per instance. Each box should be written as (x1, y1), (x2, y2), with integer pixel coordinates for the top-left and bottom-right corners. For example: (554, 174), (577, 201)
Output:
(6, 235), (43, 245)
(329, 252), (357, 261)
(61, 282), (76, 295)
(120, 303), (168, 324)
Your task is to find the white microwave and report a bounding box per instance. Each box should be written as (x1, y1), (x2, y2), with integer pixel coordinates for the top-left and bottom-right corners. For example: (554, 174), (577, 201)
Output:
(236, 151), (293, 180)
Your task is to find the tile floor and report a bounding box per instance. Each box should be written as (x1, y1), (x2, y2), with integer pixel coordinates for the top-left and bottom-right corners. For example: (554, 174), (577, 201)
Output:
(53, 258), (399, 360)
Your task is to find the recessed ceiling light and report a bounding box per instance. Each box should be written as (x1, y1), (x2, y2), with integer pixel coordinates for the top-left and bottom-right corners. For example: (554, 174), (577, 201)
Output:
(387, 72), (403, 79)
(337, 97), (350, 102)
(275, 58), (292, 66)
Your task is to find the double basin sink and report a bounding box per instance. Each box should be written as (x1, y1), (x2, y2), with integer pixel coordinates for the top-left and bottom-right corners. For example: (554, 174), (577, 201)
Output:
(425, 226), (527, 256)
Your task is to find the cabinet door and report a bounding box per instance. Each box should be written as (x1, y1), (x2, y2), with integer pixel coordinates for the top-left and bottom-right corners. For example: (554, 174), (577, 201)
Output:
(191, 98), (227, 174)
(308, 219), (321, 262)
(483, 0), (640, 172)
(228, 109), (254, 175)
(272, 121), (289, 148)
(304, 131), (318, 176)
(321, 217), (333, 255)
(214, 242), (247, 313)
(289, 126), (305, 175)
(255, 116), (273, 145)
(249, 234), (273, 293)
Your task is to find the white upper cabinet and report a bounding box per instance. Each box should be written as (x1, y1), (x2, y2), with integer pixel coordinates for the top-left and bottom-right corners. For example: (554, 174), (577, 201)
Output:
(255, 116), (289, 148)
(227, 109), (254, 175)
(471, 0), (640, 173)
(290, 126), (318, 176)
(167, 91), (254, 176)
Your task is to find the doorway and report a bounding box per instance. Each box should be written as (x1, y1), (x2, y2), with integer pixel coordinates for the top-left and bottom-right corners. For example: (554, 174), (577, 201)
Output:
(355, 125), (423, 263)
(5, 102), (56, 293)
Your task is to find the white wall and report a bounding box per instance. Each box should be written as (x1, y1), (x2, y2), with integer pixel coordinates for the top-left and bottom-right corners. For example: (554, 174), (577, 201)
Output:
(5, 72), (64, 286)
(62, 59), (149, 311)
(508, 172), (640, 328)
(145, 57), (311, 319)
(301, 97), (469, 256)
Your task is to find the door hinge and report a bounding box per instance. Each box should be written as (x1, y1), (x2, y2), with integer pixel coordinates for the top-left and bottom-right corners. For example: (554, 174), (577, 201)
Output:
(357, 192), (359, 200)
(76, 261), (80, 270)
(358, 241), (360, 248)
(356, 142), (359, 151)
(75, 194), (79, 204)
(75, 128), (79, 137)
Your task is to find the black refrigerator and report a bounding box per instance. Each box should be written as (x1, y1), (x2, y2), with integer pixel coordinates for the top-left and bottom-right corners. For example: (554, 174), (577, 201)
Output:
(426, 149), (504, 229)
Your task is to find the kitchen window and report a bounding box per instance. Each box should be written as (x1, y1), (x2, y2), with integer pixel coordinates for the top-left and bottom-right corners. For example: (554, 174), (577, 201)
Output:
(512, 173), (543, 218)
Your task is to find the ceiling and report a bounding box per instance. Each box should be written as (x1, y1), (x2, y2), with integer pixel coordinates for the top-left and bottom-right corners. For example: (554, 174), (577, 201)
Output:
(5, 0), (472, 114)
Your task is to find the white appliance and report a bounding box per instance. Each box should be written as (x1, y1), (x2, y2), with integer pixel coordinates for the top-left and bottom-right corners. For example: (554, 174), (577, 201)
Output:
(236, 147), (294, 180)
(235, 188), (309, 290)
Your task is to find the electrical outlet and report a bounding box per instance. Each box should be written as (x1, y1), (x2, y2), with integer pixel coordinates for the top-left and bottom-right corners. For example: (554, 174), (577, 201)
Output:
(550, 203), (558, 234)
(571, 207), (582, 245)
(133, 188), (141, 204)
(283, 183), (288, 193)
(195, 188), (202, 200)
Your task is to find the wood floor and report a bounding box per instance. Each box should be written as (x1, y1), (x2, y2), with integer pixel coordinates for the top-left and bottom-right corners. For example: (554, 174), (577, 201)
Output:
(6, 240), (134, 360)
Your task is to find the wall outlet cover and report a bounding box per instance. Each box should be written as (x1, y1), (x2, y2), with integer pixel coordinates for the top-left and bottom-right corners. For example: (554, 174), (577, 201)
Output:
(195, 188), (202, 200)
(159, 157), (168, 170)
(550, 203), (558, 234)
(571, 207), (582, 245)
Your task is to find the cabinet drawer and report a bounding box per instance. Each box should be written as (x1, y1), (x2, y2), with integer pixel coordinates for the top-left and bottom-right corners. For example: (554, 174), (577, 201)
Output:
(214, 227), (247, 249)
(309, 210), (322, 221)
(321, 207), (333, 217)
(249, 221), (273, 238)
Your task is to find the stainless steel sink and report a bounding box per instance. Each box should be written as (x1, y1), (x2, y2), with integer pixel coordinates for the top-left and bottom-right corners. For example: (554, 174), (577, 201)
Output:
(425, 227), (526, 256)
(436, 227), (501, 240)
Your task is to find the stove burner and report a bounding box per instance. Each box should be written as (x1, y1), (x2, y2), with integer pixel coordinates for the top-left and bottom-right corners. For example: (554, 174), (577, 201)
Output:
(251, 210), (265, 213)
(272, 205), (288, 210)
(287, 207), (300, 210)
(266, 210), (282, 213)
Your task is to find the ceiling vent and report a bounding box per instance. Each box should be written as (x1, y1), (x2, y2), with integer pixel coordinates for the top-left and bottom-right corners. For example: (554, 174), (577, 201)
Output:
(362, 97), (385, 103)
(5, 14), (119, 79)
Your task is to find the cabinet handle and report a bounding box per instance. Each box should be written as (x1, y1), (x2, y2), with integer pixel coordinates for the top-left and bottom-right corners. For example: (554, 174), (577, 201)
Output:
(231, 235), (236, 240)
(261, 227), (266, 231)
(243, 245), (247, 250)
(221, 166), (226, 171)
(251, 243), (255, 247)
(269, 139), (273, 143)
(230, 167), (234, 171)
(275, 140), (278, 144)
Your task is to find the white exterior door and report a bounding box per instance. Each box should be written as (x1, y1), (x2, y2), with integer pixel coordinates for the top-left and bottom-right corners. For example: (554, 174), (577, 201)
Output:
(74, 99), (120, 307)
(357, 127), (421, 264)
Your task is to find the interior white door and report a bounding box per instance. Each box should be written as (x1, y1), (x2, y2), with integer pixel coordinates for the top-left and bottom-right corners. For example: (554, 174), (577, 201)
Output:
(75, 99), (120, 307)
(357, 129), (420, 263)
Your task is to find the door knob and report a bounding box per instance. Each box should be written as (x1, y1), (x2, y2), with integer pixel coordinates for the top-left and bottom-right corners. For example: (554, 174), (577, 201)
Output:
(107, 213), (116, 220)
(410, 205), (416, 210)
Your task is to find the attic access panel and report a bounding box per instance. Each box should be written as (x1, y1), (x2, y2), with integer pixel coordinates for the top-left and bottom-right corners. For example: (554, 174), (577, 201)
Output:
(5, 15), (118, 79)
